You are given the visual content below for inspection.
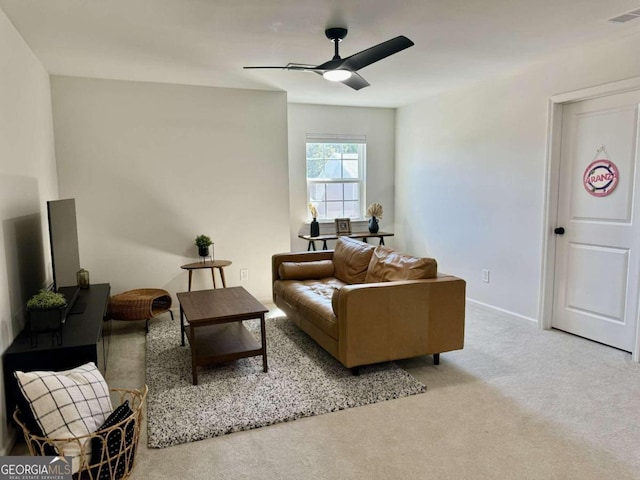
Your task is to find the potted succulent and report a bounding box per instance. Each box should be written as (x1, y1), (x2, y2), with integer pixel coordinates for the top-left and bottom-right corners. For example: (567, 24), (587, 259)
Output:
(26, 289), (68, 333)
(194, 234), (213, 260)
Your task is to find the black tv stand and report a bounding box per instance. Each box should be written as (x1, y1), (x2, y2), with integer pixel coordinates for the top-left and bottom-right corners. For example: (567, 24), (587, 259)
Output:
(3, 283), (111, 418)
(57, 285), (81, 320)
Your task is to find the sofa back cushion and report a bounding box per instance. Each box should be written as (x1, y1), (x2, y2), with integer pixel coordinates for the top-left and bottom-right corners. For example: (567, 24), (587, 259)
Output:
(365, 245), (437, 283)
(278, 260), (335, 280)
(333, 237), (375, 284)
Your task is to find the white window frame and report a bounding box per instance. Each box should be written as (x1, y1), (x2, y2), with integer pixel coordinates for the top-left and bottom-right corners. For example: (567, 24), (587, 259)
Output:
(306, 134), (367, 222)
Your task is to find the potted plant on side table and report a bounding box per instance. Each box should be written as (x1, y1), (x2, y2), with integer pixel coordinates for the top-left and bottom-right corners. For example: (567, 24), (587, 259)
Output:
(194, 234), (213, 262)
(26, 289), (68, 346)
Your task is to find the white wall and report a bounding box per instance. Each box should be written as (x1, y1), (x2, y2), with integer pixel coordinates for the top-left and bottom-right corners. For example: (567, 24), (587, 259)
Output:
(0, 9), (58, 454)
(396, 31), (640, 321)
(288, 104), (395, 251)
(51, 77), (290, 304)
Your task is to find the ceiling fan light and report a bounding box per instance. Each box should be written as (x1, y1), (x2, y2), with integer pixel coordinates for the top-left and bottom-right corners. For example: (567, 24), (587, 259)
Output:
(323, 69), (352, 82)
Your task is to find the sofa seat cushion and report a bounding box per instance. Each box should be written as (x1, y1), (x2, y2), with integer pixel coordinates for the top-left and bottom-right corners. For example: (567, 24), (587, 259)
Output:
(274, 278), (346, 340)
(365, 245), (438, 283)
(333, 237), (375, 284)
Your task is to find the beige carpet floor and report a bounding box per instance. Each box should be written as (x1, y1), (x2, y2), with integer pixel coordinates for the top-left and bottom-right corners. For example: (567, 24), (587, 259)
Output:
(12, 301), (640, 479)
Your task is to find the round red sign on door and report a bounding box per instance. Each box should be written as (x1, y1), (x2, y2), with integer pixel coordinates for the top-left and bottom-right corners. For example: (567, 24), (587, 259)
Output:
(583, 159), (619, 197)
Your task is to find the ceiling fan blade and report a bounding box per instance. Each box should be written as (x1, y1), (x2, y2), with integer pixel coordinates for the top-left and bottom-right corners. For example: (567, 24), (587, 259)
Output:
(341, 72), (370, 90)
(341, 36), (414, 71)
(244, 63), (321, 72)
(243, 66), (288, 70)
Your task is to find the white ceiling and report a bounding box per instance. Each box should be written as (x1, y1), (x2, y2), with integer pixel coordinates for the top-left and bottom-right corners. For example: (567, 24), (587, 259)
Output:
(2, 0), (640, 108)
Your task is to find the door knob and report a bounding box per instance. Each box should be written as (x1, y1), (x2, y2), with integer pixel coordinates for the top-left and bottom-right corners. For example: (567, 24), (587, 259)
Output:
(554, 227), (565, 235)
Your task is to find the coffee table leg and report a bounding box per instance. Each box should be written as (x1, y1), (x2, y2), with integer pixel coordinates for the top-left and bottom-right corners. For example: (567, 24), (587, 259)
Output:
(260, 314), (268, 372)
(210, 267), (217, 289)
(219, 267), (227, 288)
(188, 271), (193, 292)
(180, 305), (185, 346)
(191, 324), (198, 385)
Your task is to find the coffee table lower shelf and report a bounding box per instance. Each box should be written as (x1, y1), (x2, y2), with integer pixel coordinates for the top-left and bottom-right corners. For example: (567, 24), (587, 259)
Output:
(184, 322), (267, 385)
(185, 322), (263, 365)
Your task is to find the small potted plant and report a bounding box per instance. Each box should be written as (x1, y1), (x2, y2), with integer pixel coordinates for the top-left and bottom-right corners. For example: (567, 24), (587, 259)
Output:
(26, 289), (68, 333)
(365, 202), (383, 233)
(195, 234), (213, 260)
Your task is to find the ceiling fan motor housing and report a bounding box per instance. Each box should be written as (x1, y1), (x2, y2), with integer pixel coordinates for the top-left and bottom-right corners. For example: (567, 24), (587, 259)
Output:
(325, 28), (348, 42)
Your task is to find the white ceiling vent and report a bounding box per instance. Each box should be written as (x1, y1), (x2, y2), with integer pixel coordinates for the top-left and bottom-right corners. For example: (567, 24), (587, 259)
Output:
(609, 8), (640, 22)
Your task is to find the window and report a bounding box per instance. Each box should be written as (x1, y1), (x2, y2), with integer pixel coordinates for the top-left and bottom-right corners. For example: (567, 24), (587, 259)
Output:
(306, 135), (366, 220)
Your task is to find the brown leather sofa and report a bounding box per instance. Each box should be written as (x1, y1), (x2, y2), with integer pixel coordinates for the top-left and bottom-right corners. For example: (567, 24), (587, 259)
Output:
(272, 237), (466, 371)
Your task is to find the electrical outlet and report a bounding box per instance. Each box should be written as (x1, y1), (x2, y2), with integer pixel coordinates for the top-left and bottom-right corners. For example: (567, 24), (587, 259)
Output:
(240, 269), (249, 281)
(482, 269), (490, 283)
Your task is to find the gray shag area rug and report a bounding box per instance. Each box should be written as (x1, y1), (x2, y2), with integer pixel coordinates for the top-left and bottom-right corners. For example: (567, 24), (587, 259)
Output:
(145, 314), (426, 448)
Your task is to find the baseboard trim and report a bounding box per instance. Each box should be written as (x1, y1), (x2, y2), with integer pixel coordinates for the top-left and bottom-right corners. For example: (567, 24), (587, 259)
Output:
(466, 298), (537, 324)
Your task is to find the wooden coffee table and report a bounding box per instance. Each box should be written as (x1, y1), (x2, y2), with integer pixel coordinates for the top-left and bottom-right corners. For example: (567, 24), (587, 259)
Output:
(177, 287), (268, 385)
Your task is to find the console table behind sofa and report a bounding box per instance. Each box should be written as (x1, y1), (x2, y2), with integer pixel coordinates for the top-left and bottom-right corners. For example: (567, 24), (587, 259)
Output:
(298, 231), (394, 251)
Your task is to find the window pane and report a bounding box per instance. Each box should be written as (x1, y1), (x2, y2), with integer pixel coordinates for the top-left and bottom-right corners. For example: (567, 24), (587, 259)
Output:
(326, 201), (343, 218)
(342, 160), (359, 179)
(309, 183), (326, 202)
(344, 183), (358, 201)
(324, 144), (342, 159)
(307, 159), (327, 178)
(306, 143), (323, 159)
(316, 202), (327, 218)
(326, 183), (343, 201)
(323, 160), (341, 178)
(344, 201), (359, 218)
(342, 143), (359, 154)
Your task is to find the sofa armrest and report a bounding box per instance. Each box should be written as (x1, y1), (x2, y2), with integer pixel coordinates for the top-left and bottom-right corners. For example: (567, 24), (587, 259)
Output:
(334, 276), (466, 367)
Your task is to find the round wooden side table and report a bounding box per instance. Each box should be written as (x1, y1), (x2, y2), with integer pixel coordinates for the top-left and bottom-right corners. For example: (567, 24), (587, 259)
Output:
(181, 260), (232, 291)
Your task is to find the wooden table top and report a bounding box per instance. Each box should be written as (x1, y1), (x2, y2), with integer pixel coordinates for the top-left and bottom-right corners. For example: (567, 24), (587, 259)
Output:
(181, 260), (232, 270)
(177, 286), (267, 324)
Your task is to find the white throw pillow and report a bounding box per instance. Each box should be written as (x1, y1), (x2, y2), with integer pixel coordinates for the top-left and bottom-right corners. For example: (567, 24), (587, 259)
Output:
(14, 362), (113, 473)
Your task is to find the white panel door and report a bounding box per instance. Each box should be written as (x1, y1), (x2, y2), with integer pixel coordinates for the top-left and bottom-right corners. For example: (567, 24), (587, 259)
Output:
(553, 90), (640, 352)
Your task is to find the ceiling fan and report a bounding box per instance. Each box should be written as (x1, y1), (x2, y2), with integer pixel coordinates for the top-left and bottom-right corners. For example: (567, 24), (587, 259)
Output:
(243, 28), (414, 90)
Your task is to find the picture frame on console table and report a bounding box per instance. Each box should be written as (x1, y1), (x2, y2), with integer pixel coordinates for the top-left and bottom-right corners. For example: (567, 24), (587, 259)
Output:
(335, 218), (351, 235)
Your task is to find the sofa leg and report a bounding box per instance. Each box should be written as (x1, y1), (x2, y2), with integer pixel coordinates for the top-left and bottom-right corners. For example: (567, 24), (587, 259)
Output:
(433, 353), (440, 365)
(351, 367), (360, 376)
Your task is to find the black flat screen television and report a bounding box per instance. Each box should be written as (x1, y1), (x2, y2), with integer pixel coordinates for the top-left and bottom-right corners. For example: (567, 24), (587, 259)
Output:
(47, 199), (81, 307)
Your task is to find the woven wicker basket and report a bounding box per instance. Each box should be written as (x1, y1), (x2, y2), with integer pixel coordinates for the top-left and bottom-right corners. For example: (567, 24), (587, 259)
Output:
(13, 385), (147, 480)
(109, 289), (172, 321)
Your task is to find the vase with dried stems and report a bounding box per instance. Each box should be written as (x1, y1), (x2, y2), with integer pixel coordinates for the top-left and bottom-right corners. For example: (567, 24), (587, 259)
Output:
(365, 203), (383, 234)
